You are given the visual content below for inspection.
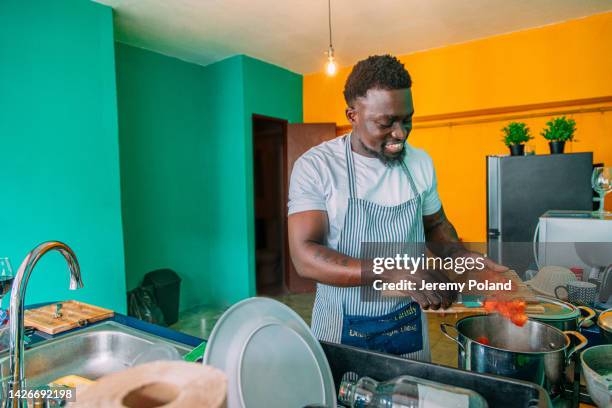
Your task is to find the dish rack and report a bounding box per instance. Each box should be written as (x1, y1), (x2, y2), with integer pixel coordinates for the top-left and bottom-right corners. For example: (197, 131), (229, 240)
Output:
(320, 341), (552, 408)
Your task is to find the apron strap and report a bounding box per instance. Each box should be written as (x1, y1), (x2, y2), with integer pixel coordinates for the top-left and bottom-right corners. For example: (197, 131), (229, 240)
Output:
(345, 132), (420, 200)
(345, 133), (358, 198)
(400, 161), (422, 208)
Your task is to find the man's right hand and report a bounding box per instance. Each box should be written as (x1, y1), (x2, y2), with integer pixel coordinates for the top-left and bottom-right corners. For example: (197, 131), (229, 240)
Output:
(383, 268), (457, 310)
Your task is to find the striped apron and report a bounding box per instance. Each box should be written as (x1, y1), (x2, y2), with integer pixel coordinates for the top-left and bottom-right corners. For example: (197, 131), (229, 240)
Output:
(311, 133), (430, 361)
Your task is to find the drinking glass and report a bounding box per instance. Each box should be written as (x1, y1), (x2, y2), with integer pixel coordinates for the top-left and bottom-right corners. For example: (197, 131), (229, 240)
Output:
(0, 258), (14, 301)
(592, 167), (612, 216)
(0, 258), (14, 325)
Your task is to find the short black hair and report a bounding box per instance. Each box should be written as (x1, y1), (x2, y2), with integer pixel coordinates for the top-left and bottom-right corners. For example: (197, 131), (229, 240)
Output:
(343, 55), (412, 106)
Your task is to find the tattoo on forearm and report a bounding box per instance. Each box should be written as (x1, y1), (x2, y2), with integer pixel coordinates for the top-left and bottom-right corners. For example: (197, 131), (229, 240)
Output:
(314, 249), (350, 267)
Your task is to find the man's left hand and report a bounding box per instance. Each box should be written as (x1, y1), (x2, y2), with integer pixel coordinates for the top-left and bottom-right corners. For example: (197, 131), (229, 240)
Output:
(461, 251), (508, 274)
(452, 251), (511, 290)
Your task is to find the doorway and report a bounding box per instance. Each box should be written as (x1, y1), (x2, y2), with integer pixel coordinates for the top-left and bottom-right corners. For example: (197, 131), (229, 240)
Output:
(253, 115), (287, 295)
(252, 117), (338, 295)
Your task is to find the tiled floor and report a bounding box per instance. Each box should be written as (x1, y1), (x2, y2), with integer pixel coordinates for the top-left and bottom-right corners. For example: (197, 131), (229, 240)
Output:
(171, 293), (466, 367)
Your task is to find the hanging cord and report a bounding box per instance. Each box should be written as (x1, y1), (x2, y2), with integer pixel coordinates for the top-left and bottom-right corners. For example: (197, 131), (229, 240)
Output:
(328, 0), (333, 49)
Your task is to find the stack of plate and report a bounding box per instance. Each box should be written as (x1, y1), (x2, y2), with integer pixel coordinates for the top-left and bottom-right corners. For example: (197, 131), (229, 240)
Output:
(203, 298), (336, 408)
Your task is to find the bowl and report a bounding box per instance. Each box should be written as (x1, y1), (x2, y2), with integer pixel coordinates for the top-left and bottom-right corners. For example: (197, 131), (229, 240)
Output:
(526, 265), (576, 298)
(580, 345), (612, 408)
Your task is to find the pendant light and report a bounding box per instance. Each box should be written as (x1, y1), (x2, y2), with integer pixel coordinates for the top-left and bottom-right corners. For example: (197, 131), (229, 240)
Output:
(325, 0), (337, 76)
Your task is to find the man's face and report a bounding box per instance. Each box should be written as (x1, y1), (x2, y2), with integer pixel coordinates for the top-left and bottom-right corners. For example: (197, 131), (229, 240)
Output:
(346, 88), (414, 166)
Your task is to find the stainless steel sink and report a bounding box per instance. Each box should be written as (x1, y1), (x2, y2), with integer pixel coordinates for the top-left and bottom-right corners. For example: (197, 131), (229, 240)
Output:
(0, 321), (193, 387)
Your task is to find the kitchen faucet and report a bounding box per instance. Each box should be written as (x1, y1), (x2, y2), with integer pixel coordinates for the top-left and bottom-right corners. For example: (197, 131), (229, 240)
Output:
(3, 241), (82, 408)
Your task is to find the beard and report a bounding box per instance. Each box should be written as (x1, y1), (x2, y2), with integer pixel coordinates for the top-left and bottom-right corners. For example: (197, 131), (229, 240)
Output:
(359, 138), (406, 167)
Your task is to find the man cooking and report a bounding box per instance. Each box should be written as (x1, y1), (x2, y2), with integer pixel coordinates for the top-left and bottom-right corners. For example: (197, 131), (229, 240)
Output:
(288, 55), (506, 361)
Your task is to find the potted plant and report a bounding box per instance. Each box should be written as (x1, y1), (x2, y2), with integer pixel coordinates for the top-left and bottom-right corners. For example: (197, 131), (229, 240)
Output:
(502, 122), (532, 156)
(540, 116), (576, 154)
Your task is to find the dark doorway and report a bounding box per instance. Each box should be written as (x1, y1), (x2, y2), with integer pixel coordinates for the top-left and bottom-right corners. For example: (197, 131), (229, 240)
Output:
(253, 115), (287, 295)
(252, 117), (337, 295)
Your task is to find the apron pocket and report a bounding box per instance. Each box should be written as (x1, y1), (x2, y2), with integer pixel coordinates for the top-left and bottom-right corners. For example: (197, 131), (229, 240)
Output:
(341, 302), (423, 355)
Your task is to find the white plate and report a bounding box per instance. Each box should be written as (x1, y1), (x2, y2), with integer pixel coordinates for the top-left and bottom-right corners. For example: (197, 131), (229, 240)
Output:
(203, 297), (336, 408)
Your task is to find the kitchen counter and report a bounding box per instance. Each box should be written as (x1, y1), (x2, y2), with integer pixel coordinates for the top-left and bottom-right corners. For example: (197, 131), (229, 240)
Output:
(19, 308), (202, 351)
(13, 302), (600, 407)
(18, 305), (461, 366)
(171, 294), (603, 407)
(20, 305), (462, 365)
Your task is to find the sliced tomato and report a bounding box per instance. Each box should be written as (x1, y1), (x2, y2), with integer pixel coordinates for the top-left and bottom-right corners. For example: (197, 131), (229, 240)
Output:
(476, 336), (490, 345)
(497, 302), (510, 318)
(511, 314), (528, 327)
(483, 299), (497, 313)
(483, 298), (529, 327)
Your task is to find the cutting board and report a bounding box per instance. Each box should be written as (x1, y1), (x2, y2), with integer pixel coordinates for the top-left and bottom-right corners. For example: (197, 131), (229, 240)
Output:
(425, 270), (544, 314)
(25, 300), (114, 334)
(425, 302), (545, 314)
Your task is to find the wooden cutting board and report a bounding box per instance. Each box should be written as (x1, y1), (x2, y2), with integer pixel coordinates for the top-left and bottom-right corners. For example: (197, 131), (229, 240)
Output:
(425, 303), (545, 314)
(25, 300), (114, 334)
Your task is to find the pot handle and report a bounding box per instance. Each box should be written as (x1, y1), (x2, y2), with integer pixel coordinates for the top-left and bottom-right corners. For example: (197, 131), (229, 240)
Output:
(563, 330), (588, 364)
(440, 323), (464, 351)
(554, 285), (568, 300)
(577, 306), (596, 328)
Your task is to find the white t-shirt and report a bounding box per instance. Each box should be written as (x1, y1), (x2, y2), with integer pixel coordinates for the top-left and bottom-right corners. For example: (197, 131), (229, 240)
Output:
(288, 135), (442, 250)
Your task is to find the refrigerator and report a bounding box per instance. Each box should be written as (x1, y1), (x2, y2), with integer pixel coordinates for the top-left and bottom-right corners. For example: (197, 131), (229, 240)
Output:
(486, 152), (594, 275)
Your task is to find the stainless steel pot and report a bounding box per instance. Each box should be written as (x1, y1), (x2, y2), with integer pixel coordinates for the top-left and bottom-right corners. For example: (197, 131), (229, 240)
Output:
(441, 314), (587, 396)
(527, 295), (595, 331)
(597, 308), (612, 343)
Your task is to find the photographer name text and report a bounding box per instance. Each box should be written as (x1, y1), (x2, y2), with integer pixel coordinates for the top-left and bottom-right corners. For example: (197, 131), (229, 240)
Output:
(372, 279), (512, 292)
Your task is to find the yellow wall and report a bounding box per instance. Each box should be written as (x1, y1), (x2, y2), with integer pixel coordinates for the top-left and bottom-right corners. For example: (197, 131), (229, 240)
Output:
(303, 12), (612, 242)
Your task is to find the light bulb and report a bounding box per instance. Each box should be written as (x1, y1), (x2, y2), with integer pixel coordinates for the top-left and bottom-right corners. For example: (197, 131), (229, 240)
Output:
(326, 57), (337, 76)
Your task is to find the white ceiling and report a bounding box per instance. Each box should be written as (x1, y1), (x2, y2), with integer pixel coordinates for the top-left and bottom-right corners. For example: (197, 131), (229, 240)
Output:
(95, 0), (612, 74)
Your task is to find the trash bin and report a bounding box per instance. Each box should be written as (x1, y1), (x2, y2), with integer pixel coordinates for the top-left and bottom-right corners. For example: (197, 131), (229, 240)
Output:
(142, 269), (181, 325)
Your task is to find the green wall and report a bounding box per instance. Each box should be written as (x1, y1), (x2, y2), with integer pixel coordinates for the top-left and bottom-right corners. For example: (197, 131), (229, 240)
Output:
(115, 45), (246, 310)
(0, 1), (302, 314)
(196, 57), (250, 308)
(242, 56), (304, 124)
(116, 48), (302, 311)
(116, 43), (204, 305)
(0, 0), (127, 312)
